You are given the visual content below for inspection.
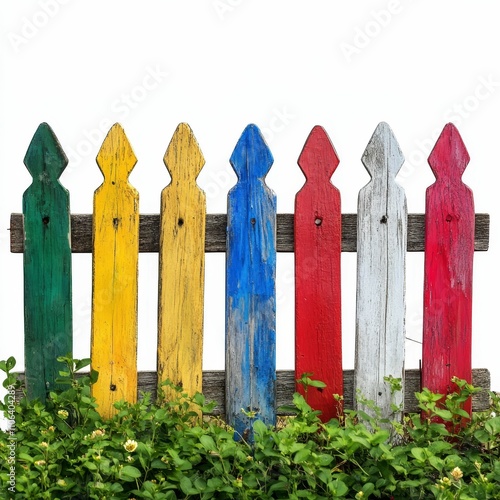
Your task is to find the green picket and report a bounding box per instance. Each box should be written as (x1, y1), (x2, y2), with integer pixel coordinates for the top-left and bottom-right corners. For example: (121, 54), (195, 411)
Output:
(23, 123), (72, 401)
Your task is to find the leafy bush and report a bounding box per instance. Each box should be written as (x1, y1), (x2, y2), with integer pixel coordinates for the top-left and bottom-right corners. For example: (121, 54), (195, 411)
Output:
(1, 356), (500, 499)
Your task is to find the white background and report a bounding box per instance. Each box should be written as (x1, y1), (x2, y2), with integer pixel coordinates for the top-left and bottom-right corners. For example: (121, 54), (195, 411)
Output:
(0, 1), (498, 399)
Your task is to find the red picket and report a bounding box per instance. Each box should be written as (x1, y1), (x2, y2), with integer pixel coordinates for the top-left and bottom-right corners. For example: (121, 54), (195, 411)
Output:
(295, 126), (343, 421)
(422, 123), (475, 420)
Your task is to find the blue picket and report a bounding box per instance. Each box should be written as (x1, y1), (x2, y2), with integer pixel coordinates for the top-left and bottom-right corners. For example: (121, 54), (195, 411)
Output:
(225, 124), (277, 441)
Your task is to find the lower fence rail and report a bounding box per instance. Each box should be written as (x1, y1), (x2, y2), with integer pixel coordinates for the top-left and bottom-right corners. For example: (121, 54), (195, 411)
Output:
(12, 368), (491, 416)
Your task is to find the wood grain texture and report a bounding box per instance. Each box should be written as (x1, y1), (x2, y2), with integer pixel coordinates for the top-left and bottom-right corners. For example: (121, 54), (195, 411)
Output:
(157, 123), (206, 401)
(295, 126), (343, 421)
(22, 123), (72, 402)
(226, 124), (277, 441)
(10, 212), (490, 253)
(422, 123), (475, 419)
(355, 123), (407, 421)
(91, 124), (139, 418)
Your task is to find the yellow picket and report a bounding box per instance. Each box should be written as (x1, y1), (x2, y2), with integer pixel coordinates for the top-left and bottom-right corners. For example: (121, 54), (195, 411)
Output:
(91, 123), (139, 417)
(157, 123), (206, 400)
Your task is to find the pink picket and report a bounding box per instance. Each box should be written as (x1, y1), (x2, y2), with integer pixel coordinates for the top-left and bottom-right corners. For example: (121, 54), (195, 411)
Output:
(422, 123), (475, 421)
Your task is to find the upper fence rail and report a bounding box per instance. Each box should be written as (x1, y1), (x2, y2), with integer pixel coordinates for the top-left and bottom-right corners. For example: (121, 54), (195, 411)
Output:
(8, 121), (491, 441)
(9, 213), (490, 254)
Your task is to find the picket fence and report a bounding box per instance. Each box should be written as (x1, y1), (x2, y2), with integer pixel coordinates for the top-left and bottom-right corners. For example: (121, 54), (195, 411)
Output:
(10, 121), (490, 441)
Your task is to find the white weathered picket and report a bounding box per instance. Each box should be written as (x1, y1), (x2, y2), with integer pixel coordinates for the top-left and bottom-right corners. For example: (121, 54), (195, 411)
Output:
(355, 122), (407, 421)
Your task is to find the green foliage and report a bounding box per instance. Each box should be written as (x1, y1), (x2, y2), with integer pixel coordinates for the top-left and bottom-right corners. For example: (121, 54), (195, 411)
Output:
(1, 358), (500, 499)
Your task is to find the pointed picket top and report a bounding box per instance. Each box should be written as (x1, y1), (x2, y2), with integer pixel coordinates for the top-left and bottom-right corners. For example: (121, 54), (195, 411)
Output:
(96, 123), (137, 183)
(298, 125), (339, 183)
(24, 122), (68, 181)
(163, 122), (205, 182)
(361, 122), (404, 180)
(230, 124), (273, 182)
(428, 123), (470, 181)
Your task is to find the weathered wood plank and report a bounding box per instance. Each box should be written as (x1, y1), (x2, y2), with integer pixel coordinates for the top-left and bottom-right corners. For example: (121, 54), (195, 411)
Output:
(22, 123), (73, 402)
(12, 368), (491, 415)
(422, 123), (475, 420)
(10, 212), (490, 253)
(226, 124), (277, 440)
(355, 122), (407, 422)
(157, 123), (206, 401)
(295, 126), (343, 421)
(91, 124), (139, 418)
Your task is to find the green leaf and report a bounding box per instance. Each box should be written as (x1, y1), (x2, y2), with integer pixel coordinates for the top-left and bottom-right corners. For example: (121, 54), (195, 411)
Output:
(150, 458), (168, 469)
(180, 476), (198, 495)
(362, 482), (375, 495)
(453, 408), (470, 419)
(428, 440), (452, 454)
(75, 358), (91, 371)
(434, 409), (454, 420)
(317, 453), (334, 466)
(253, 419), (268, 437)
(378, 442), (395, 460)
(485, 416), (500, 435)
(207, 477), (224, 489)
(120, 465), (142, 481)
(194, 477), (207, 491)
(328, 479), (348, 497)
(294, 448), (311, 464)
(410, 447), (427, 462)
(370, 430), (390, 445)
(473, 429), (490, 443)
(349, 434), (371, 449)
(429, 456), (444, 471)
(200, 434), (217, 452)
(307, 379), (327, 388)
(87, 369), (98, 384)
(268, 481), (289, 494)
(18, 453), (34, 463)
(6, 357), (16, 371)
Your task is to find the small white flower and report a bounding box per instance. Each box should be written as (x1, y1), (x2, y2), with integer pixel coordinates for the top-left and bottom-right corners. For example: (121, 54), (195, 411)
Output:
(123, 439), (138, 452)
(90, 429), (105, 439)
(451, 467), (463, 481)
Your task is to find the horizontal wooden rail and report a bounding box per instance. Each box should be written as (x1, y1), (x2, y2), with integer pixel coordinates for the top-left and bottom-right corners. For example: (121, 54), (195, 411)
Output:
(12, 368), (490, 415)
(10, 213), (490, 253)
